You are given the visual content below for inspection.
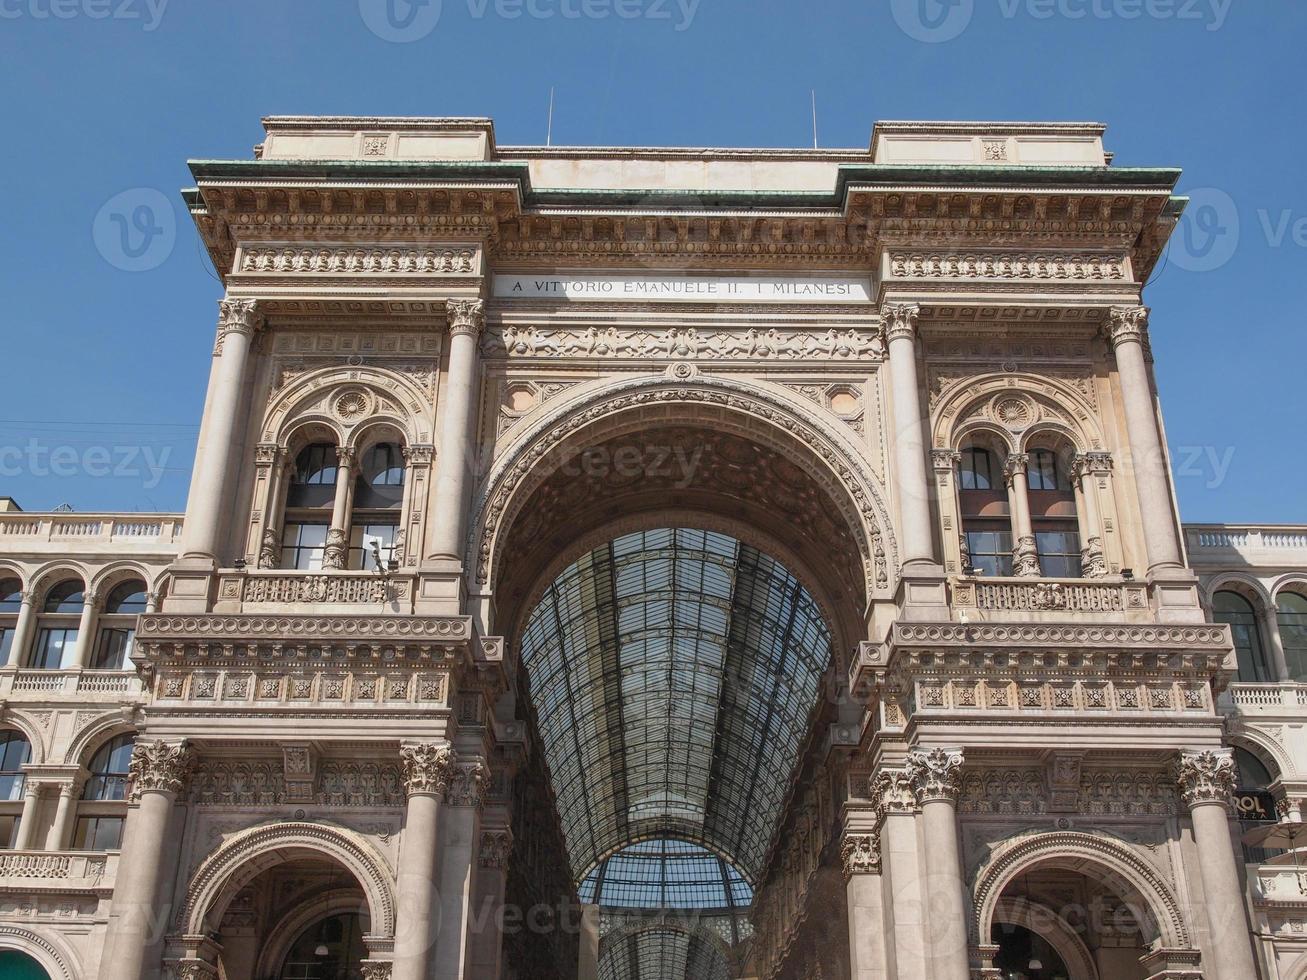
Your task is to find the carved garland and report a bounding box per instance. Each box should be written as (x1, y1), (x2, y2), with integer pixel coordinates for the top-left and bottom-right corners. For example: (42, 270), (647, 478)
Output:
(970, 830), (1191, 948)
(470, 375), (897, 595)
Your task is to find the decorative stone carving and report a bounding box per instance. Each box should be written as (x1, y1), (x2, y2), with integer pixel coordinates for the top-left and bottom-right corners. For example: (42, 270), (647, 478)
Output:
(190, 761), (285, 806)
(1105, 305), (1149, 348)
(479, 829), (513, 869)
(322, 528), (348, 571)
(1174, 749), (1236, 810)
(359, 963), (393, 980)
(880, 303), (920, 343)
(1012, 535), (1041, 578)
(906, 748), (965, 804)
(258, 528), (281, 569)
(214, 297), (262, 354)
(399, 742), (453, 797)
(239, 574), (408, 604)
(332, 391), (371, 423)
(1080, 537), (1108, 579)
(238, 245), (475, 275)
(888, 251), (1127, 282)
(870, 766), (917, 824)
(840, 832), (881, 879)
(446, 298), (485, 337)
(128, 740), (195, 801)
(317, 762), (405, 807)
(484, 324), (885, 361)
(446, 761), (486, 808)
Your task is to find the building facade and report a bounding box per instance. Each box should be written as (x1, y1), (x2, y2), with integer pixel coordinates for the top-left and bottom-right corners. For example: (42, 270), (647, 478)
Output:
(0, 116), (1302, 979)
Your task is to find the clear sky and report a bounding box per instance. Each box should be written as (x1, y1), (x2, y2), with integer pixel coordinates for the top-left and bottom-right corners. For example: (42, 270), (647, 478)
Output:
(0, 0), (1302, 523)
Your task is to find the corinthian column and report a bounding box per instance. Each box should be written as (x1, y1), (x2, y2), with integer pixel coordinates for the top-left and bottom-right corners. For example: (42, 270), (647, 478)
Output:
(883, 304), (936, 569)
(1174, 750), (1258, 980)
(101, 740), (195, 980)
(908, 748), (970, 980)
(1004, 454), (1040, 577)
(179, 299), (263, 563)
(842, 828), (889, 979)
(1071, 453), (1109, 578)
(872, 765), (927, 979)
(1104, 307), (1183, 574)
(427, 299), (485, 563)
(434, 760), (485, 980)
(392, 742), (452, 980)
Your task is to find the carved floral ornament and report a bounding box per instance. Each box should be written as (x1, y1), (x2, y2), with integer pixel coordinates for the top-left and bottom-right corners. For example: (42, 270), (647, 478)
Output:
(399, 741), (453, 797)
(1104, 304), (1150, 348)
(128, 739), (195, 802)
(483, 323), (886, 361)
(1173, 748), (1236, 810)
(446, 298), (485, 337)
(880, 302), (920, 344)
(214, 297), (264, 354)
(479, 829), (513, 869)
(237, 244), (476, 276)
(840, 832), (880, 879)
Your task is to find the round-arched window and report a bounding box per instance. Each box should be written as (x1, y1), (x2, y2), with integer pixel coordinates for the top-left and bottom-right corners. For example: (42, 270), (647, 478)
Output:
(1277, 591), (1307, 682)
(1, 578), (22, 667)
(104, 581), (148, 614)
(83, 734), (134, 801)
(43, 580), (85, 614)
(0, 730), (33, 848)
(31, 579), (85, 670)
(74, 734), (135, 851)
(1213, 591), (1271, 682)
(94, 581), (147, 670)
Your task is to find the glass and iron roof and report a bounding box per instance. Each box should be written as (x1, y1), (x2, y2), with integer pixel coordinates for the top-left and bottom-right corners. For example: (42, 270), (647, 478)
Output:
(597, 925), (734, 980)
(579, 839), (752, 911)
(519, 527), (833, 886)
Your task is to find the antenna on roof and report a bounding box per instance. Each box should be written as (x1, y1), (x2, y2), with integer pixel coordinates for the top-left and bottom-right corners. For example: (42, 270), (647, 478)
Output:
(546, 87), (555, 147)
(811, 90), (819, 149)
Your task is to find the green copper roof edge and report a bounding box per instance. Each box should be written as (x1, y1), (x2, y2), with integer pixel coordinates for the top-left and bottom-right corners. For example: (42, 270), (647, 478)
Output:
(186, 158), (1181, 211)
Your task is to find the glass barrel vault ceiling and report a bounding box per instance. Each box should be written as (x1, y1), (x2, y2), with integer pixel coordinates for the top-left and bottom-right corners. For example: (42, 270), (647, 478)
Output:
(519, 527), (834, 886)
(597, 925), (734, 980)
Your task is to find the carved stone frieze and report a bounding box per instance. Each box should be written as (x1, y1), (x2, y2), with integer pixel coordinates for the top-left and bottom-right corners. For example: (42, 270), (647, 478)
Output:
(483, 324), (884, 361)
(888, 251), (1128, 283)
(237, 245), (476, 276)
(445, 761), (486, 808)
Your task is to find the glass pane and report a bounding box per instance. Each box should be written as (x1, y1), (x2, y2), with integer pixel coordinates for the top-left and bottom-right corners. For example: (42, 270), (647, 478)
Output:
(1277, 592), (1307, 681)
(0, 579), (21, 613)
(73, 816), (124, 851)
(960, 448), (994, 491)
(0, 628), (11, 665)
(349, 524), (398, 570)
(0, 815), (20, 849)
(31, 628), (76, 670)
(93, 629), (134, 670)
(105, 581), (148, 614)
(43, 581), (85, 614)
(1214, 592), (1269, 682)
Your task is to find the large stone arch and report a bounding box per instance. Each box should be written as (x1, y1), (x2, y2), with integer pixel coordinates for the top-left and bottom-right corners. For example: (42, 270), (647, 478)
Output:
(468, 372), (897, 616)
(63, 712), (136, 767)
(0, 925), (80, 980)
(177, 821), (396, 941)
(971, 830), (1192, 950)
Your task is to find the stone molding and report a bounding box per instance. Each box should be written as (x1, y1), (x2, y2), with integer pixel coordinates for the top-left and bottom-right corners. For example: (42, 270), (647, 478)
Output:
(446, 298), (485, 337)
(839, 832), (880, 879)
(483, 324), (885, 361)
(237, 244), (475, 276)
(906, 748), (965, 804)
(128, 739), (195, 802)
(137, 613), (470, 644)
(888, 251), (1129, 282)
(1173, 748), (1236, 810)
(888, 622), (1228, 649)
(880, 302), (920, 343)
(1104, 305), (1149, 348)
(399, 741), (453, 797)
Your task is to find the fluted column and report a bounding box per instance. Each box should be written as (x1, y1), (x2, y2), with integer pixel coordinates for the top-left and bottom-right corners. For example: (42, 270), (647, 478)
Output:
(883, 304), (935, 569)
(907, 749), (970, 980)
(179, 299), (263, 563)
(434, 760), (485, 980)
(70, 590), (100, 668)
(427, 299), (485, 563)
(842, 828), (889, 980)
(101, 739), (194, 980)
(1071, 453), (1110, 578)
(1004, 453), (1040, 577)
(393, 742), (452, 980)
(872, 765), (927, 979)
(5, 591), (36, 667)
(1174, 750), (1258, 980)
(323, 446), (357, 570)
(1104, 307), (1184, 574)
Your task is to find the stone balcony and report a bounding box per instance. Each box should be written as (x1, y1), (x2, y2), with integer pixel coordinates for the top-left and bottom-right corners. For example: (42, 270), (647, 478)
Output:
(0, 850), (117, 897)
(0, 512), (182, 557)
(949, 576), (1151, 622)
(0, 669), (145, 702)
(1186, 524), (1307, 568)
(213, 569), (419, 615)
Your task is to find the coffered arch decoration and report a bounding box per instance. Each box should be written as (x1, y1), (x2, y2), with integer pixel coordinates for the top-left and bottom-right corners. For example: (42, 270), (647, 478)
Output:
(933, 372), (1105, 454)
(971, 830), (1191, 950)
(261, 365), (433, 450)
(177, 821), (396, 940)
(469, 372), (897, 625)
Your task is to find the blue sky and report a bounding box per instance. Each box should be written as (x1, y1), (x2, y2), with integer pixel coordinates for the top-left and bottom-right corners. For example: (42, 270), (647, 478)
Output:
(0, 0), (1302, 523)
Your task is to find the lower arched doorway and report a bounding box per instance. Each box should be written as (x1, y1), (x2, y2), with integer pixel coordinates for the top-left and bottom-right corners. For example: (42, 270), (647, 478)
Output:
(0, 950), (51, 980)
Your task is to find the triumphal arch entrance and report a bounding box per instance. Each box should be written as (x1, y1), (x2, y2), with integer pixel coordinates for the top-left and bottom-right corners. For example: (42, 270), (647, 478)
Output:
(83, 116), (1263, 979)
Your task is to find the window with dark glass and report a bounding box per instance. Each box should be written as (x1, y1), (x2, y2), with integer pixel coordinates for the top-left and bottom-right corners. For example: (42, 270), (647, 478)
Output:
(74, 734), (134, 851)
(353, 442), (405, 510)
(959, 447), (1012, 575)
(1277, 592), (1307, 682)
(349, 522), (400, 571)
(285, 443), (338, 509)
(30, 580), (84, 670)
(1214, 591), (1271, 682)
(1027, 448), (1081, 577)
(93, 581), (147, 670)
(0, 731), (31, 849)
(0, 578), (20, 666)
(281, 523), (330, 571)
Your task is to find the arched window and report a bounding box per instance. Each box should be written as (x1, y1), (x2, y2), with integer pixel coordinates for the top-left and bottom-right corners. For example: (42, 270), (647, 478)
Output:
(1027, 447), (1081, 578)
(1214, 591), (1271, 682)
(959, 446), (1012, 576)
(93, 580), (147, 670)
(0, 731), (32, 849)
(74, 734), (134, 851)
(1233, 747), (1280, 861)
(349, 442), (405, 570)
(30, 579), (84, 670)
(1277, 592), (1307, 682)
(282, 443), (338, 570)
(0, 578), (21, 666)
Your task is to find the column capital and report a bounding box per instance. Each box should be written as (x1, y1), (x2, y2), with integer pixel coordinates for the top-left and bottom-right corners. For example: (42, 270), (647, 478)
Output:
(399, 741), (454, 797)
(880, 302), (921, 344)
(359, 963), (393, 980)
(445, 298), (486, 338)
(214, 298), (264, 354)
(402, 443), (434, 466)
(931, 448), (962, 471)
(1003, 452), (1029, 483)
(335, 445), (358, 470)
(479, 828), (513, 869)
(907, 747), (965, 804)
(1104, 305), (1150, 348)
(869, 765), (918, 824)
(128, 739), (195, 801)
(1072, 451), (1113, 480)
(445, 760), (487, 808)
(254, 442), (285, 466)
(839, 831), (881, 880)
(1173, 748), (1236, 810)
